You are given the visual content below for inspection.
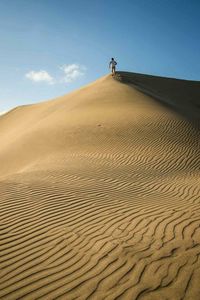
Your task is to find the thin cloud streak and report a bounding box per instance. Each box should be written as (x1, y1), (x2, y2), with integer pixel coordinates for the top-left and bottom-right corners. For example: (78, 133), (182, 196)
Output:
(25, 70), (55, 85)
(25, 64), (87, 86)
(60, 64), (86, 83)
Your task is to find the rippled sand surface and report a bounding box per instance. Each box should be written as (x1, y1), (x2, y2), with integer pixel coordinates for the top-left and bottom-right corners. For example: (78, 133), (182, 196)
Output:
(1, 72), (200, 299)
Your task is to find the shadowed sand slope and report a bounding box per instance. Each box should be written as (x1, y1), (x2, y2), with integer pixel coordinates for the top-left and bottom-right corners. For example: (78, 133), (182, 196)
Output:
(1, 73), (200, 299)
(116, 71), (200, 119)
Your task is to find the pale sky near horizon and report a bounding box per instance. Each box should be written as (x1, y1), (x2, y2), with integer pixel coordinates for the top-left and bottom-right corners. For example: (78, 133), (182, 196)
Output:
(0, 0), (200, 112)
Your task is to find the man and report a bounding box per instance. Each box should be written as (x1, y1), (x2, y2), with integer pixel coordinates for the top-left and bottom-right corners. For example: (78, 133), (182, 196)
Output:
(109, 58), (117, 75)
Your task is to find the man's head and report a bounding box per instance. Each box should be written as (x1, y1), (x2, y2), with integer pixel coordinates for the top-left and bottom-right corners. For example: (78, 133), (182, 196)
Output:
(111, 58), (114, 60)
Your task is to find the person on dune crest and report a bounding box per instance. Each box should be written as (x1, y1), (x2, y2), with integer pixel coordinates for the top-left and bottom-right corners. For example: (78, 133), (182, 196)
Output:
(109, 58), (117, 75)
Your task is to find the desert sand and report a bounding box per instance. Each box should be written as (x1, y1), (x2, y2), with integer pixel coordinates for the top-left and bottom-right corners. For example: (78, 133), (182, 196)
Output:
(0, 71), (200, 299)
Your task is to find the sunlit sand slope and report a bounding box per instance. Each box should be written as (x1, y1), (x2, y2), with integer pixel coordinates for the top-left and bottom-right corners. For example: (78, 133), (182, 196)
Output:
(1, 73), (200, 299)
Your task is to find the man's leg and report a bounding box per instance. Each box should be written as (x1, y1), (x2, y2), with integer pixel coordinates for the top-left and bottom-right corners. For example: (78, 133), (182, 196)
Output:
(111, 66), (115, 75)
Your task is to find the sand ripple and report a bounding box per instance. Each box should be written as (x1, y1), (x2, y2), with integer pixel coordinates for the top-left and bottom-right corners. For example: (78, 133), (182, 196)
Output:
(1, 73), (200, 299)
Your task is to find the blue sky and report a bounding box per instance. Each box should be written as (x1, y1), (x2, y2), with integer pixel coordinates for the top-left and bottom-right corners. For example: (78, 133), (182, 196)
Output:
(0, 0), (200, 112)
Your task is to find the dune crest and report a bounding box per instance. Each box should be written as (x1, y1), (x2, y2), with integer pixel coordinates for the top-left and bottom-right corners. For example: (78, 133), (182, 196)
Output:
(1, 72), (200, 299)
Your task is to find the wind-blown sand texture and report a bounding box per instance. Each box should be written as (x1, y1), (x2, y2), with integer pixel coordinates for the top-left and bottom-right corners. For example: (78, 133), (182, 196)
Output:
(1, 72), (200, 299)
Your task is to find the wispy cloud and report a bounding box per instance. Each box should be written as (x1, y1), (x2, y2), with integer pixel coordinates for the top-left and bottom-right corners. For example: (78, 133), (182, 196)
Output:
(25, 64), (86, 86)
(60, 64), (86, 83)
(25, 70), (54, 85)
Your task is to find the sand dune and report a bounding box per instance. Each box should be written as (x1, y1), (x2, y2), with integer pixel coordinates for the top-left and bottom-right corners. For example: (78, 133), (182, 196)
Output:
(1, 72), (200, 299)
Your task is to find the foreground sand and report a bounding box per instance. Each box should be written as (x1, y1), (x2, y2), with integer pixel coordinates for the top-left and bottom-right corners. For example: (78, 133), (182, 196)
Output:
(1, 72), (200, 299)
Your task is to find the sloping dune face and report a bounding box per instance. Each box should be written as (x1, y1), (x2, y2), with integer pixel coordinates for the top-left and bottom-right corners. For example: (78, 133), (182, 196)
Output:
(1, 73), (200, 299)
